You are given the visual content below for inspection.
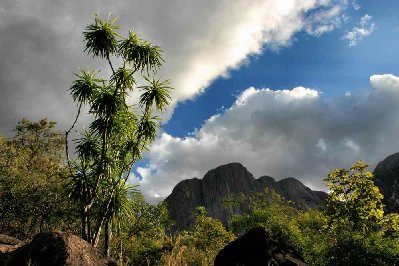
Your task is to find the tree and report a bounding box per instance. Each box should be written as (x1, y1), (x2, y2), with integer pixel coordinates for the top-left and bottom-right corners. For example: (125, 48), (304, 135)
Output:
(0, 119), (76, 239)
(110, 193), (173, 265)
(161, 207), (235, 265)
(323, 161), (399, 265)
(228, 189), (307, 256)
(223, 167), (399, 265)
(188, 206), (235, 257)
(323, 160), (384, 232)
(65, 14), (172, 256)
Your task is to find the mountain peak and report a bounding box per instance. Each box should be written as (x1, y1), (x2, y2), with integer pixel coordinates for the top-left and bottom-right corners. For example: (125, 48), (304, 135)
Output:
(165, 163), (327, 232)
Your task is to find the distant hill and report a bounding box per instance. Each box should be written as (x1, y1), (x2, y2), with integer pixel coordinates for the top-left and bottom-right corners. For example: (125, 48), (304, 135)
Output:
(165, 162), (327, 232)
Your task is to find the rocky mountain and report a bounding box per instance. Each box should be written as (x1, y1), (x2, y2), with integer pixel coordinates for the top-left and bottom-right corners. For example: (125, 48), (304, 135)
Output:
(374, 152), (399, 213)
(165, 162), (327, 232)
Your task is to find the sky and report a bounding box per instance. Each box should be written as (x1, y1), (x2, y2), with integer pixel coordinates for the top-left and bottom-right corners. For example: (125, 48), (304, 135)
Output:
(1, 0), (399, 202)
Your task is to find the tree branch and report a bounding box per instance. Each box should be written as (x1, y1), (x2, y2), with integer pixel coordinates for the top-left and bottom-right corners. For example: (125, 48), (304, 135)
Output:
(65, 101), (82, 175)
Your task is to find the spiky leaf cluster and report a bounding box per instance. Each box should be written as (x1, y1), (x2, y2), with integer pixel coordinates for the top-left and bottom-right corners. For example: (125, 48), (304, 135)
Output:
(66, 14), (173, 249)
(83, 15), (120, 58)
(119, 31), (163, 72)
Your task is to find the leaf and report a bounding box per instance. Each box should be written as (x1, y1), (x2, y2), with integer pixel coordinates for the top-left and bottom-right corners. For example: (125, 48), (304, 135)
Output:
(69, 69), (102, 104)
(139, 77), (172, 112)
(119, 31), (163, 73)
(83, 14), (121, 58)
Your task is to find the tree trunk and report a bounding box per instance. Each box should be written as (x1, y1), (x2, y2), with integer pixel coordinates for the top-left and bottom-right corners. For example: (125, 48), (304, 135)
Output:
(119, 238), (123, 265)
(92, 223), (102, 247)
(103, 221), (111, 257)
(81, 206), (87, 241)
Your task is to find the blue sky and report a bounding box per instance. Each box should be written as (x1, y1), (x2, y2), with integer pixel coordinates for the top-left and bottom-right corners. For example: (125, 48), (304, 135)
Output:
(133, 0), (399, 201)
(1, 0), (399, 201)
(165, 0), (399, 138)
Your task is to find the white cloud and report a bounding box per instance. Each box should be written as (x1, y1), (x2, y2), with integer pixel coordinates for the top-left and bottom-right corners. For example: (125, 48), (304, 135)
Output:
(343, 14), (375, 46)
(316, 138), (327, 151)
(352, 0), (361, 10)
(370, 74), (399, 91)
(135, 74), (399, 202)
(155, 0), (348, 116)
(304, 4), (346, 36)
(0, 0), (347, 131)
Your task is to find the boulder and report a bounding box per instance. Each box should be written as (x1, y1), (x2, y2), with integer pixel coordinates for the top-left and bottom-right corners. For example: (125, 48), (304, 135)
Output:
(6, 232), (116, 266)
(0, 235), (23, 266)
(214, 227), (308, 266)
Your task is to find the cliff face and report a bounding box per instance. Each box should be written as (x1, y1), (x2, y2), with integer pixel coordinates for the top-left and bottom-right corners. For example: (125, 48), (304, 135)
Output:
(374, 152), (399, 213)
(165, 163), (327, 232)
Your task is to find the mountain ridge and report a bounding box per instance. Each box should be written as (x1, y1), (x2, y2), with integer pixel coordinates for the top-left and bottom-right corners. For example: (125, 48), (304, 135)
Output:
(165, 162), (327, 232)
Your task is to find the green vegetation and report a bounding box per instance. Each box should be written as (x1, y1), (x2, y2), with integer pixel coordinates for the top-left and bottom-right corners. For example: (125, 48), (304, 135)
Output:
(322, 161), (399, 265)
(2, 117), (399, 265)
(0, 119), (77, 239)
(227, 161), (399, 265)
(1, 13), (399, 266)
(110, 194), (172, 265)
(158, 207), (235, 266)
(324, 160), (384, 233)
(65, 14), (172, 255)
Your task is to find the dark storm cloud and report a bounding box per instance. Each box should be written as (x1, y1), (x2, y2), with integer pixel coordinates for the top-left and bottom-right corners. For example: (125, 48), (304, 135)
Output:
(0, 1), (92, 133)
(0, 0), (345, 133)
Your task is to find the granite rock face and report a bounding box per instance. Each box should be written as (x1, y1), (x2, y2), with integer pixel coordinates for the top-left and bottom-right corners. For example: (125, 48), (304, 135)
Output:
(374, 152), (399, 213)
(165, 163), (327, 232)
(258, 176), (327, 209)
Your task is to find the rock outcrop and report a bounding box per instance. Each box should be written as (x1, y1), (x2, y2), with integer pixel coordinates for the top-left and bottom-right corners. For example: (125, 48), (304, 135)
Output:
(0, 235), (23, 266)
(4, 232), (116, 266)
(374, 152), (399, 213)
(165, 163), (327, 232)
(214, 227), (308, 266)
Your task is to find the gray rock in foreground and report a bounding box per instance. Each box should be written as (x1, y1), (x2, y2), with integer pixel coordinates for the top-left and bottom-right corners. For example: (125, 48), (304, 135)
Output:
(165, 162), (327, 232)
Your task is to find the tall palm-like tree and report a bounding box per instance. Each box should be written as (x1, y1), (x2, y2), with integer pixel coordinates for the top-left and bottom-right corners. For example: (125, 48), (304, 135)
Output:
(65, 14), (173, 256)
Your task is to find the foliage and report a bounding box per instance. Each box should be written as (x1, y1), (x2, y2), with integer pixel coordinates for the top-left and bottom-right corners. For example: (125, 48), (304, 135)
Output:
(322, 229), (399, 266)
(160, 207), (235, 266)
(324, 160), (384, 233)
(107, 202), (234, 266)
(3, 116), (399, 266)
(65, 13), (172, 255)
(322, 161), (399, 265)
(227, 177), (399, 266)
(0, 119), (78, 239)
(228, 188), (325, 264)
(381, 212), (399, 237)
(186, 207), (236, 258)
(109, 193), (173, 266)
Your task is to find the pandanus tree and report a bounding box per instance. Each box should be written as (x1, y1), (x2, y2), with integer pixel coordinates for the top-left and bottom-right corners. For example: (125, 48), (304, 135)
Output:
(65, 14), (172, 256)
